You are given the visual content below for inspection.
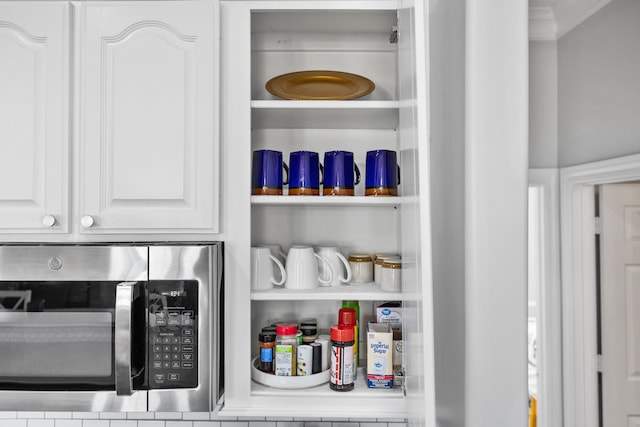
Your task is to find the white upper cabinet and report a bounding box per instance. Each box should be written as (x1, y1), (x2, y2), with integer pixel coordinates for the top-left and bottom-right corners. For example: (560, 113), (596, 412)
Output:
(221, 0), (434, 423)
(0, 2), (70, 233)
(76, 1), (219, 234)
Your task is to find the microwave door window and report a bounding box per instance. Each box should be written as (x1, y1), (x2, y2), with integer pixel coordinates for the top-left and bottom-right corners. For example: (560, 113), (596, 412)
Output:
(0, 312), (112, 377)
(0, 282), (129, 390)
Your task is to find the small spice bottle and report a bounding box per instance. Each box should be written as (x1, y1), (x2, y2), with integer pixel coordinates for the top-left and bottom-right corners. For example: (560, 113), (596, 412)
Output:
(330, 324), (355, 391)
(258, 331), (276, 373)
(348, 253), (373, 283)
(275, 323), (298, 376)
(300, 325), (318, 343)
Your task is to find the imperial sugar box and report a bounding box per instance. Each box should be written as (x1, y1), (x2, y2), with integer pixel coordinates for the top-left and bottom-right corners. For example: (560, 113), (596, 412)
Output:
(366, 322), (393, 388)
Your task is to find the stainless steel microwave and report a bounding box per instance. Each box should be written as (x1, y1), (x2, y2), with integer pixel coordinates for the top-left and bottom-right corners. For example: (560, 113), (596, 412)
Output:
(0, 243), (223, 412)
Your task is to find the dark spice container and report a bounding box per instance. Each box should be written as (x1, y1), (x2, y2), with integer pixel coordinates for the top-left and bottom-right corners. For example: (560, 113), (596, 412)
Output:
(258, 331), (276, 373)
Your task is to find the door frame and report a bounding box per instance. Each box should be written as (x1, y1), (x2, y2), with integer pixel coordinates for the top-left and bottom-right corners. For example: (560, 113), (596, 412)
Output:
(559, 153), (640, 427)
(529, 168), (563, 427)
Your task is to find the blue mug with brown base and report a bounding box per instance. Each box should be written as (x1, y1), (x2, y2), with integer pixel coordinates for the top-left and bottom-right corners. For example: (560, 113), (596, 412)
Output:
(323, 150), (361, 196)
(365, 149), (400, 196)
(289, 151), (322, 196)
(252, 150), (289, 195)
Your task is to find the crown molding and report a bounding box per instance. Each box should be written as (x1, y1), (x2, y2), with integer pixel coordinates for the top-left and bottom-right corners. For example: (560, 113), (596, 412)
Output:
(529, 0), (612, 41)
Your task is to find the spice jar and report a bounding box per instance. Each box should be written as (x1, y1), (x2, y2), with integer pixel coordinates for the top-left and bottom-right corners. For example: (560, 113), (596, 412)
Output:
(300, 325), (318, 343)
(380, 259), (402, 292)
(330, 324), (355, 391)
(339, 307), (358, 377)
(275, 323), (298, 376)
(374, 254), (400, 285)
(258, 331), (276, 373)
(348, 253), (373, 283)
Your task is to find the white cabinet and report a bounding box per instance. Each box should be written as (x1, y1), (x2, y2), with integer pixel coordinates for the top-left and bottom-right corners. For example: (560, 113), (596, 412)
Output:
(77, 1), (219, 234)
(0, 2), (70, 234)
(0, 0), (220, 236)
(221, 0), (434, 422)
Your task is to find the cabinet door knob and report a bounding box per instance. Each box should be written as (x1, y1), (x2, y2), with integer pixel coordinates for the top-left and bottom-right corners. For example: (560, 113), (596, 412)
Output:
(42, 215), (57, 227)
(81, 215), (95, 228)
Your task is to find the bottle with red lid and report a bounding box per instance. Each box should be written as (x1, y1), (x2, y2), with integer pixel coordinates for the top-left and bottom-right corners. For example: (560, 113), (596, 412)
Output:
(275, 323), (298, 376)
(330, 324), (355, 391)
(338, 307), (358, 375)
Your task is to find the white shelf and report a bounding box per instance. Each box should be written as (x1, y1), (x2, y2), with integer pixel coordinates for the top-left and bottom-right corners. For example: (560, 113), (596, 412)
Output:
(251, 282), (402, 301)
(251, 195), (400, 206)
(251, 100), (400, 129)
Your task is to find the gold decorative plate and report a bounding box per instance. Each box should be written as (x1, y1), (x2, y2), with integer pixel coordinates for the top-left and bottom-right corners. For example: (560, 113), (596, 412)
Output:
(265, 70), (375, 100)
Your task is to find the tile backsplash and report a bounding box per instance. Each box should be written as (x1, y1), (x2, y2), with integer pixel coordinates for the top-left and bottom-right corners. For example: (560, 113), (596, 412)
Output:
(0, 412), (408, 427)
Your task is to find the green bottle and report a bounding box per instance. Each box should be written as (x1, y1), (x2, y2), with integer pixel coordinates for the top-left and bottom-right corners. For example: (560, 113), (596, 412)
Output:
(342, 300), (360, 367)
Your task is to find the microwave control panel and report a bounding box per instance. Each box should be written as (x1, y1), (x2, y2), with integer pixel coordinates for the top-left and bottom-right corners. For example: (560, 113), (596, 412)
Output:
(147, 281), (198, 389)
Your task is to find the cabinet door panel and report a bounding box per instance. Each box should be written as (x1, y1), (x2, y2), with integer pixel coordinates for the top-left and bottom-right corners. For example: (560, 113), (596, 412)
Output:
(0, 2), (69, 233)
(78, 1), (218, 233)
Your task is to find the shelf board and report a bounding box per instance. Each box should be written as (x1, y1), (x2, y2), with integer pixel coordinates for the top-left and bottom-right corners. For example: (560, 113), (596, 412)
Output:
(251, 195), (400, 207)
(251, 282), (402, 301)
(251, 100), (400, 129)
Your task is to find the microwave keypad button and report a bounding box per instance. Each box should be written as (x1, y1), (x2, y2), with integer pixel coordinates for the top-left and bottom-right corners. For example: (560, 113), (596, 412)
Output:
(163, 362), (171, 369)
(172, 345), (180, 352)
(182, 353), (193, 361)
(163, 354), (171, 360)
(182, 361), (194, 369)
(182, 329), (194, 336)
(153, 336), (162, 344)
(163, 345), (171, 352)
(171, 361), (181, 369)
(153, 345), (162, 352)
(182, 345), (194, 352)
(168, 311), (181, 325)
(154, 374), (166, 383)
(153, 361), (163, 369)
(153, 353), (162, 361)
(182, 337), (194, 345)
(182, 311), (194, 325)
(168, 373), (180, 381)
(172, 353), (180, 360)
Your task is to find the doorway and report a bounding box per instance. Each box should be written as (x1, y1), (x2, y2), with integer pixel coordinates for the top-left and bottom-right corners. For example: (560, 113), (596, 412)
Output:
(559, 153), (640, 427)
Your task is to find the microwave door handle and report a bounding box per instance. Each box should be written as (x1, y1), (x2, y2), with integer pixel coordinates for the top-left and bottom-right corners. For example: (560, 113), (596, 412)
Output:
(115, 281), (136, 396)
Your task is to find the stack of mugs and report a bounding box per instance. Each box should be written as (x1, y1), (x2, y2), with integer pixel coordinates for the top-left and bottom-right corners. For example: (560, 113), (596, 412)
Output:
(251, 244), (402, 292)
(252, 149), (400, 197)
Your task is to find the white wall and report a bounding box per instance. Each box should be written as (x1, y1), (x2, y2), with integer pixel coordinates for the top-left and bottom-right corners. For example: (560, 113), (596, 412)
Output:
(529, 41), (558, 168)
(557, 0), (640, 166)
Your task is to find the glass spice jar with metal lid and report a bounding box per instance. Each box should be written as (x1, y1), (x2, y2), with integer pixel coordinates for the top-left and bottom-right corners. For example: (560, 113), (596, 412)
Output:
(380, 259), (402, 292)
(348, 253), (373, 283)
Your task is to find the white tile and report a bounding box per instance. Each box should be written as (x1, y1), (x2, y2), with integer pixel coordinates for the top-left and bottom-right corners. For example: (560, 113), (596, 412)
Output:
(26, 420), (55, 427)
(81, 421), (110, 427)
(0, 421), (27, 427)
(182, 413), (211, 421)
(247, 422), (275, 427)
(19, 412), (44, 419)
(154, 413), (183, 420)
(46, 413), (73, 419)
(138, 421), (166, 427)
(221, 422), (248, 427)
(128, 413), (155, 420)
(98, 413), (127, 420)
(0, 412), (19, 419)
(387, 423), (407, 427)
(329, 423), (359, 427)
(209, 414), (237, 422)
(72, 413), (99, 420)
(296, 423), (330, 427)
(193, 423), (221, 427)
(360, 423), (388, 427)
(274, 422), (303, 427)
(110, 421), (138, 427)
(54, 420), (82, 427)
(166, 422), (194, 427)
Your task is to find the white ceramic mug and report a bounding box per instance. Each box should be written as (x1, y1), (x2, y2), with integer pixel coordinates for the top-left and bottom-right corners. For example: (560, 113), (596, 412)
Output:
(285, 245), (333, 290)
(315, 246), (352, 287)
(257, 244), (288, 283)
(251, 247), (286, 290)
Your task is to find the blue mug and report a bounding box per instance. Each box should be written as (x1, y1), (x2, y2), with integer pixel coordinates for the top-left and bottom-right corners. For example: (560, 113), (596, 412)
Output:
(365, 149), (400, 196)
(289, 151), (322, 196)
(252, 150), (289, 195)
(323, 151), (361, 196)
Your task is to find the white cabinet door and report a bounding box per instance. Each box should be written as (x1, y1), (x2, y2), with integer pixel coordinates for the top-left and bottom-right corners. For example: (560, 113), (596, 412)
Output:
(77, 1), (219, 233)
(0, 2), (70, 233)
